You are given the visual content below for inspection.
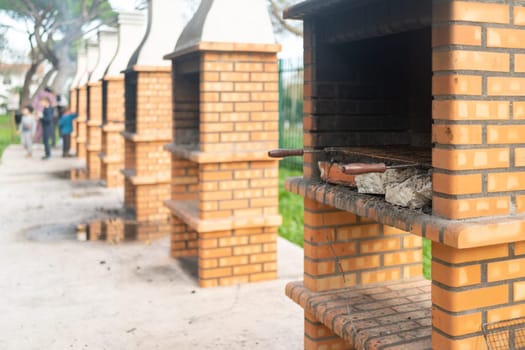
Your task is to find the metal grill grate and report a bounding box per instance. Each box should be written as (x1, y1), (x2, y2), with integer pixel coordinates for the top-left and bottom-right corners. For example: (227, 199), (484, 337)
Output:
(483, 317), (525, 350)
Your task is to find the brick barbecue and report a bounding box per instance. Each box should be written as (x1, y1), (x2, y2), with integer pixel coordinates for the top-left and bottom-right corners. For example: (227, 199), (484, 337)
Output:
(69, 45), (87, 156)
(76, 39), (99, 165)
(163, 0), (282, 288)
(86, 28), (118, 180)
(283, 0), (525, 349)
(121, 0), (183, 238)
(99, 11), (145, 188)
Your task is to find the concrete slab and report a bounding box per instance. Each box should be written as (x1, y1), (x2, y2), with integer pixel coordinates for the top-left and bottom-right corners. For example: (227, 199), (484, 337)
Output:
(0, 145), (304, 349)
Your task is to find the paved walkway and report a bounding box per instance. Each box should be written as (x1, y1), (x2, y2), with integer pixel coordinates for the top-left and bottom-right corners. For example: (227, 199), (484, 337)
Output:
(0, 145), (303, 350)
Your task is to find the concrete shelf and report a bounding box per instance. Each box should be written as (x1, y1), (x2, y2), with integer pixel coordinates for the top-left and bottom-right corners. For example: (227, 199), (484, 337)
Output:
(165, 199), (281, 233)
(286, 177), (525, 249)
(164, 143), (272, 164)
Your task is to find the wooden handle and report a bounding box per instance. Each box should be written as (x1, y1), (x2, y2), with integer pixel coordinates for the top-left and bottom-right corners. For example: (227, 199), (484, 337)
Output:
(340, 163), (388, 175)
(268, 149), (304, 158)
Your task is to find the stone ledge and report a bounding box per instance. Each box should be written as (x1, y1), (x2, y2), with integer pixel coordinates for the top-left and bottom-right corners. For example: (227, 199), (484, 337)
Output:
(286, 278), (431, 350)
(88, 81), (102, 88)
(87, 121), (101, 127)
(102, 123), (125, 132)
(166, 42), (281, 60)
(76, 137), (87, 143)
(121, 169), (171, 185)
(164, 199), (281, 232)
(98, 153), (122, 164)
(86, 145), (101, 152)
(76, 117), (87, 123)
(127, 65), (171, 73)
(121, 131), (171, 142)
(164, 143), (273, 164)
(103, 75), (124, 82)
(286, 177), (525, 249)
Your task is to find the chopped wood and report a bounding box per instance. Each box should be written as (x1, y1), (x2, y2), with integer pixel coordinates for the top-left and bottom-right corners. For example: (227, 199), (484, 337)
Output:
(355, 168), (420, 195)
(318, 161), (356, 187)
(385, 173), (432, 209)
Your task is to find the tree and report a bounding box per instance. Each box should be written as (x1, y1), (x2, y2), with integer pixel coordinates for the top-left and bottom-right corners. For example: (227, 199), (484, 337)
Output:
(0, 0), (116, 106)
(268, 0), (302, 37)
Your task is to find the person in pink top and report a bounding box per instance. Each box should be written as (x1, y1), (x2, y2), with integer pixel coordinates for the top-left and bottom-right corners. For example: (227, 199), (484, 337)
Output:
(32, 87), (57, 143)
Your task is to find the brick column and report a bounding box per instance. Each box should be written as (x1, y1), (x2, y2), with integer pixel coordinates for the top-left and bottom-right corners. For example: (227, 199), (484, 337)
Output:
(431, 1), (525, 348)
(86, 82), (102, 179)
(122, 67), (172, 231)
(100, 77), (126, 188)
(69, 88), (78, 155)
(165, 46), (282, 288)
(98, 11), (145, 188)
(76, 86), (88, 160)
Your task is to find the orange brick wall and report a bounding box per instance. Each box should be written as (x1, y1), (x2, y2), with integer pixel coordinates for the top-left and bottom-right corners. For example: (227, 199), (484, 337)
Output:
(76, 86), (88, 160)
(105, 78), (126, 124)
(70, 88), (78, 113)
(135, 71), (172, 135)
(70, 89), (78, 155)
(123, 69), (172, 223)
(197, 226), (278, 288)
(87, 83), (102, 179)
(123, 180), (170, 224)
(432, 0), (524, 220)
(431, 241), (525, 349)
(168, 48), (281, 288)
(198, 161), (279, 220)
(430, 1), (525, 348)
(199, 51), (279, 153)
(100, 78), (125, 188)
(304, 198), (422, 293)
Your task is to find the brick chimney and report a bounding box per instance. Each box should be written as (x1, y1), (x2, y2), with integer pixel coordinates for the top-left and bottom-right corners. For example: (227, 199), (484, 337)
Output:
(69, 45), (87, 156)
(76, 38), (99, 162)
(86, 28), (118, 180)
(164, 0), (282, 288)
(99, 11), (145, 188)
(121, 0), (184, 235)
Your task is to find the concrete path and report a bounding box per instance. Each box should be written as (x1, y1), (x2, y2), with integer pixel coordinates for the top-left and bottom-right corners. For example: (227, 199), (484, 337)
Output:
(0, 145), (304, 350)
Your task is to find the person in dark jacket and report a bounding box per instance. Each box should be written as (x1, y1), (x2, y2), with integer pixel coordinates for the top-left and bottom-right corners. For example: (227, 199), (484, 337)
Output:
(57, 109), (78, 157)
(39, 97), (54, 160)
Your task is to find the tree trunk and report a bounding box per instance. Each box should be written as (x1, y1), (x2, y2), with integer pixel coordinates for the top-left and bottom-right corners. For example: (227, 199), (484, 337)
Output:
(51, 44), (76, 97)
(20, 61), (42, 108)
(31, 68), (56, 102)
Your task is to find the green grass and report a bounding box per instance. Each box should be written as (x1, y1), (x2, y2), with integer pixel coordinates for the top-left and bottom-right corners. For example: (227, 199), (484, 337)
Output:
(0, 114), (18, 159)
(278, 167), (304, 247)
(423, 238), (432, 279)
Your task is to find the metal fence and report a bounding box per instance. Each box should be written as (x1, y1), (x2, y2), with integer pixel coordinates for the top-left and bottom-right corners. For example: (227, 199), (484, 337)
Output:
(278, 58), (303, 171)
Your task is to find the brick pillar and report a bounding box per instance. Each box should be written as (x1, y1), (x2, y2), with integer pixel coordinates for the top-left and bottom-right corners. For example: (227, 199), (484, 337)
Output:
(165, 46), (282, 288)
(69, 88), (78, 155)
(100, 77), (125, 188)
(76, 86), (88, 160)
(430, 242), (524, 349)
(431, 1), (525, 348)
(86, 82), (102, 179)
(122, 67), (172, 234)
(305, 311), (350, 350)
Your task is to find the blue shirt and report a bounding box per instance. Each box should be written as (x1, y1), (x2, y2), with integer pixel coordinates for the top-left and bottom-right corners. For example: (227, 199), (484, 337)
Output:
(58, 113), (78, 135)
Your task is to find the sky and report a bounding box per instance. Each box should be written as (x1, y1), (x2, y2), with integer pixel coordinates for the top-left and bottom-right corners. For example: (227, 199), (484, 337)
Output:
(1, 0), (303, 62)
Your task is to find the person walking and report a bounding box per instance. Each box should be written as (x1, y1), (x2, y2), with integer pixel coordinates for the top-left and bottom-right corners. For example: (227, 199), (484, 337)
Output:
(39, 97), (54, 160)
(57, 109), (78, 157)
(17, 105), (37, 158)
(32, 87), (57, 145)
